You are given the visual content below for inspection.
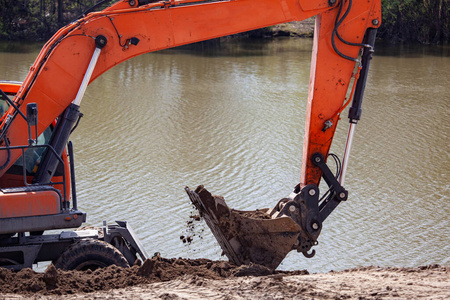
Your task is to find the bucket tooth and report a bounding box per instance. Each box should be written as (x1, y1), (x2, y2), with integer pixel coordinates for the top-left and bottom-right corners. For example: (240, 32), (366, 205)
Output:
(185, 185), (302, 270)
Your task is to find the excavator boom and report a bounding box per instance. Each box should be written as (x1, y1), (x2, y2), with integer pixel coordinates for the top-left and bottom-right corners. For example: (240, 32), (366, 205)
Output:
(0, 0), (381, 270)
(0, 0), (380, 180)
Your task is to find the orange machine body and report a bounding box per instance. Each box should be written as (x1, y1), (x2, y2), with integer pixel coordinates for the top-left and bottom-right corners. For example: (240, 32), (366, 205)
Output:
(0, 189), (61, 218)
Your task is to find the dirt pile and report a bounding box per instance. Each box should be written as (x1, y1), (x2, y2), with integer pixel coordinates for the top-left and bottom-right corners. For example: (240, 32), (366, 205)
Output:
(1, 263), (448, 299)
(0, 257), (307, 295)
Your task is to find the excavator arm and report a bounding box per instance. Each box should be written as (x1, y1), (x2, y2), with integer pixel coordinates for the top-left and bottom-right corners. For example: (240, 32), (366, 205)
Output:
(0, 0), (331, 173)
(0, 0), (381, 269)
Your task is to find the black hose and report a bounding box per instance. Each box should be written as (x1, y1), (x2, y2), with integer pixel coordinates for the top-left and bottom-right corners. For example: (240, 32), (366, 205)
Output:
(331, 0), (373, 62)
(0, 136), (11, 170)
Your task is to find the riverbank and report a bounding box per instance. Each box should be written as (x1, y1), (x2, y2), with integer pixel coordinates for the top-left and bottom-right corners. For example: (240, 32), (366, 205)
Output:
(266, 19), (315, 38)
(230, 19), (315, 39)
(0, 259), (448, 299)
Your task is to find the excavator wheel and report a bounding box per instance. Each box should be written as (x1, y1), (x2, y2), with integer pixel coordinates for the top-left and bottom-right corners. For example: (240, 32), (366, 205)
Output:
(54, 239), (129, 271)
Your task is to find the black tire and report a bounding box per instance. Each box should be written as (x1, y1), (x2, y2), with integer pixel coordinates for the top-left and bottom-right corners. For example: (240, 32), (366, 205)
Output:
(54, 239), (129, 271)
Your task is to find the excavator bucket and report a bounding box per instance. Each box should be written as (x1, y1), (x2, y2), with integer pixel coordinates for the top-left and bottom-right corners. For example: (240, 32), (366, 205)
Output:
(185, 186), (302, 270)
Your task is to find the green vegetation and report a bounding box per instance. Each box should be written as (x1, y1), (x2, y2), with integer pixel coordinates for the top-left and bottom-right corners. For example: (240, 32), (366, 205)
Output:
(379, 0), (449, 43)
(0, 0), (99, 40)
(0, 0), (449, 43)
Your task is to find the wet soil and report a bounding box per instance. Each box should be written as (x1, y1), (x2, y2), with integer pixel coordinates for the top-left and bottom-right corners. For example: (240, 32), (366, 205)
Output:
(235, 209), (272, 219)
(0, 262), (448, 299)
(0, 257), (306, 296)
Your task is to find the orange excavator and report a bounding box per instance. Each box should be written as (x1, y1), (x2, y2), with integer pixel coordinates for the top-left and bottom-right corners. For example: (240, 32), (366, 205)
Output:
(0, 0), (380, 271)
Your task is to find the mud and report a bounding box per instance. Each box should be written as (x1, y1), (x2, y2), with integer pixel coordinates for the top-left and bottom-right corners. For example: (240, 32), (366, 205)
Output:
(235, 209), (271, 219)
(180, 209), (204, 245)
(1, 263), (448, 299)
(0, 257), (306, 295)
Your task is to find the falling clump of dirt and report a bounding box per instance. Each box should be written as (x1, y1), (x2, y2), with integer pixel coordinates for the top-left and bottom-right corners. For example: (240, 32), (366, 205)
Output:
(0, 257), (304, 295)
(190, 214), (201, 221)
(180, 207), (205, 245)
(179, 235), (193, 244)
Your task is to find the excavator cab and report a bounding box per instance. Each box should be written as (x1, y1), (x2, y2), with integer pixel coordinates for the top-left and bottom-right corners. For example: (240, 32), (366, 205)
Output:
(0, 82), (67, 190)
(0, 81), (79, 228)
(0, 81), (147, 270)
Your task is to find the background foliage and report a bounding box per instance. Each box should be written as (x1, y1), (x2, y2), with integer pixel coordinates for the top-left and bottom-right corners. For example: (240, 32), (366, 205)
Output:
(0, 0), (98, 40)
(378, 0), (449, 43)
(0, 0), (449, 43)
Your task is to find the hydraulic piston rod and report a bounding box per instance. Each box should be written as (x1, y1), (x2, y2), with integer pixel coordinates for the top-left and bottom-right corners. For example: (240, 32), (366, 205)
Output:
(33, 36), (107, 185)
(340, 123), (355, 186)
(339, 28), (377, 185)
(72, 36), (107, 106)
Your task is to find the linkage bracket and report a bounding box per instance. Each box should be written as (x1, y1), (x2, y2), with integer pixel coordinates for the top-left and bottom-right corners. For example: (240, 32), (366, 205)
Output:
(312, 153), (348, 222)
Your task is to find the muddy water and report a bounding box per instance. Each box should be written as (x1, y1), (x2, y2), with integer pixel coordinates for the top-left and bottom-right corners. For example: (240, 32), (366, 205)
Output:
(0, 39), (448, 273)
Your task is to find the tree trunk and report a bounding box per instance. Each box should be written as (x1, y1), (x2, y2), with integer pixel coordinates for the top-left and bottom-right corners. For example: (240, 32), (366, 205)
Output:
(57, 0), (63, 26)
